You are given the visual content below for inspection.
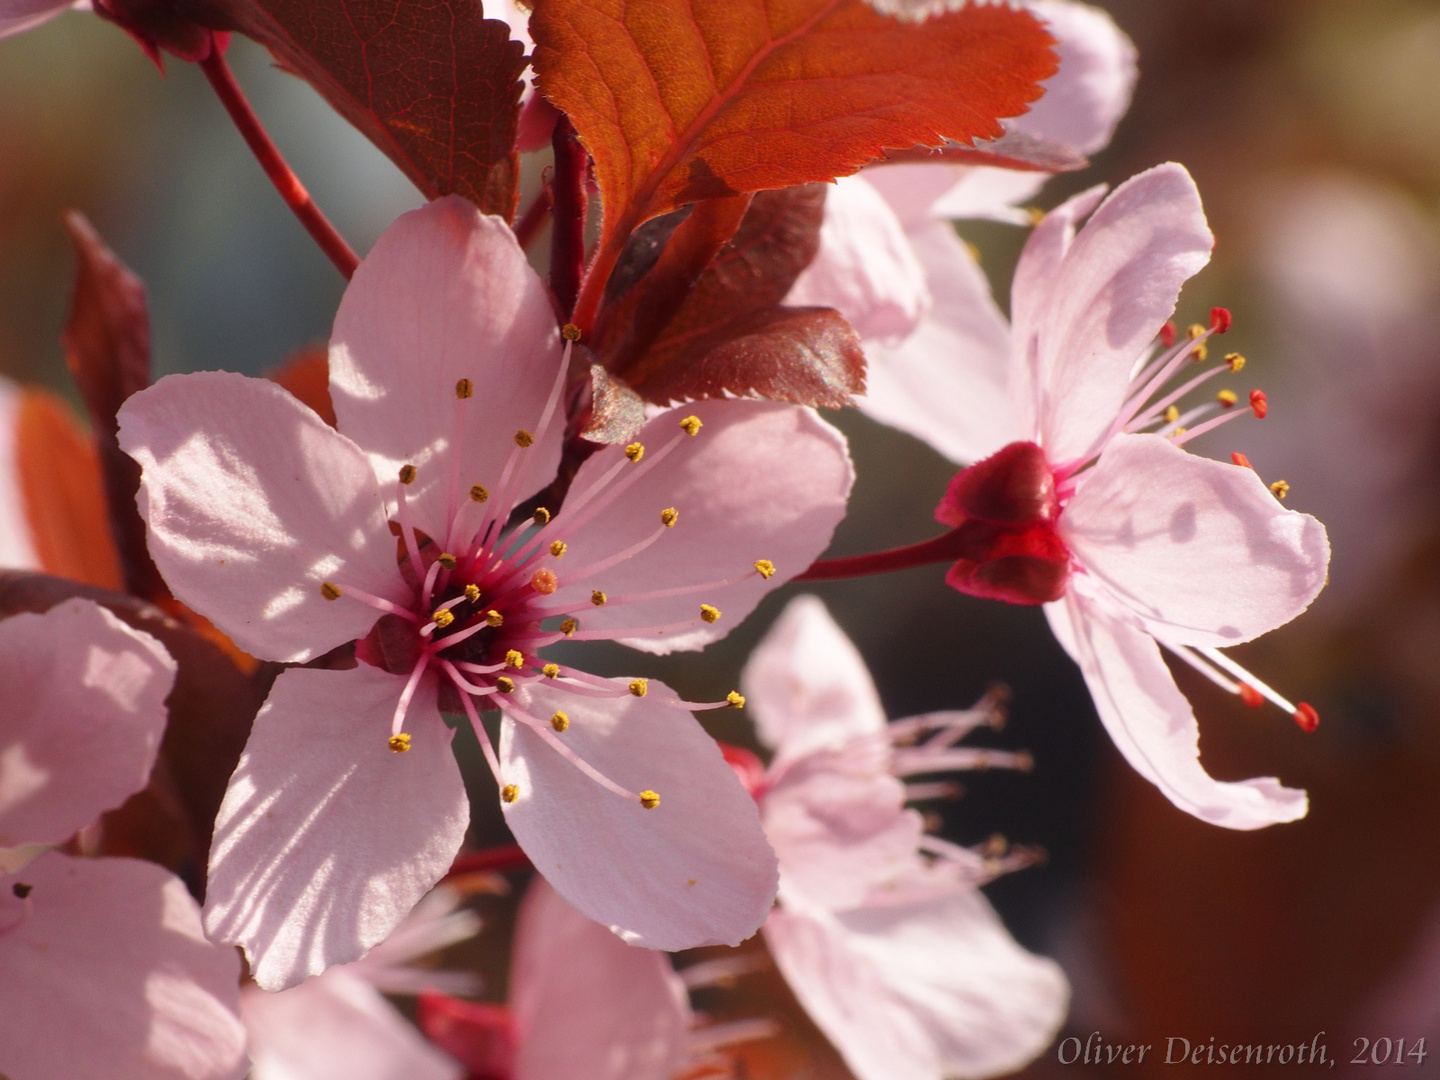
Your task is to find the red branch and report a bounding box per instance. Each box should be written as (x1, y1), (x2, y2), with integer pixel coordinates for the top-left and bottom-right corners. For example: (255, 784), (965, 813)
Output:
(198, 50), (361, 280)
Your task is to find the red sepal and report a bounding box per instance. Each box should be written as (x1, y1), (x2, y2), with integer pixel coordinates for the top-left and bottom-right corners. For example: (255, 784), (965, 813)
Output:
(943, 520), (1071, 605)
(417, 993), (516, 1080)
(936, 441), (1058, 527)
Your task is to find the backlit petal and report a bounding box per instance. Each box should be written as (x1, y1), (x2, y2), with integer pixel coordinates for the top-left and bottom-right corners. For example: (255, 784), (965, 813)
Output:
(1015, 0), (1137, 156)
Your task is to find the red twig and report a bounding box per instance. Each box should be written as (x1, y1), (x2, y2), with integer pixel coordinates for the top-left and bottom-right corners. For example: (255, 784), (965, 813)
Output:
(198, 50), (361, 280)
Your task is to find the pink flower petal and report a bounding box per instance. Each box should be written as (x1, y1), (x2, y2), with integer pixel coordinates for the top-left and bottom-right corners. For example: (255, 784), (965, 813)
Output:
(786, 175), (932, 343)
(1046, 591), (1308, 829)
(510, 878), (691, 1080)
(0, 852), (246, 1080)
(118, 372), (402, 663)
(861, 222), (1021, 464)
(499, 680), (778, 951)
(741, 594), (887, 759)
(862, 163), (972, 231)
(329, 197), (565, 543)
(765, 890), (1067, 1080)
(241, 972), (462, 1080)
(1026, 164), (1213, 463)
(0, 377), (40, 568)
(546, 400), (852, 654)
(203, 666), (468, 990)
(926, 169), (1046, 226)
(1062, 434), (1331, 647)
(0, 0), (74, 39)
(0, 598), (173, 848)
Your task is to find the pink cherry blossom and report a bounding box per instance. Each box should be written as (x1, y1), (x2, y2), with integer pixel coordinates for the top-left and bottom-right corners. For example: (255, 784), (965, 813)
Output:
(0, 598), (247, 1080)
(117, 196), (851, 989)
(0, 0), (77, 40)
(737, 596), (1068, 1080)
(851, 163), (1331, 829)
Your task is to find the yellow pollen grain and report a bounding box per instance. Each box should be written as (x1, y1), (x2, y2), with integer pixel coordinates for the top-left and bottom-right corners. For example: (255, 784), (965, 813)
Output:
(496, 676), (515, 693)
(639, 790), (660, 809)
(560, 617), (577, 636)
(625, 442), (645, 462)
(542, 663), (560, 679)
(505, 649), (525, 669)
(502, 783), (519, 803)
(1164, 405), (1180, 424)
(679, 415), (702, 436)
(754, 559), (776, 579)
(437, 553), (457, 569)
(455, 378), (473, 399)
(388, 733), (411, 753)
(1191, 342), (1208, 362)
(1217, 389), (1238, 409)
(1171, 427), (1188, 438)
(1024, 206), (1044, 226)
(660, 507), (678, 527)
(320, 581), (342, 601)
(700, 604), (720, 624)
(514, 429), (534, 448)
(549, 540), (567, 558)
(591, 590), (607, 607)
(550, 710), (569, 731)
(629, 678), (648, 697)
(727, 690), (745, 709)
(399, 464), (417, 485)
(432, 608), (455, 629)
(1270, 480), (1290, 500)
(464, 583), (481, 602)
(531, 568), (558, 595)
(533, 506), (551, 525)
(486, 609), (504, 627)
(561, 322), (582, 341)
(470, 484), (490, 503)
(1225, 352), (1246, 372)
(1187, 323), (1206, 340)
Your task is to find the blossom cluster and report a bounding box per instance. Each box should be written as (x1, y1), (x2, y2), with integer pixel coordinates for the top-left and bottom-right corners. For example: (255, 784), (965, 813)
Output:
(0, 0), (1330, 1077)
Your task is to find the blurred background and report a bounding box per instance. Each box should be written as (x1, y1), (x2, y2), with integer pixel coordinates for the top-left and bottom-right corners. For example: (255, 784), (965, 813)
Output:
(3, 0), (1440, 1074)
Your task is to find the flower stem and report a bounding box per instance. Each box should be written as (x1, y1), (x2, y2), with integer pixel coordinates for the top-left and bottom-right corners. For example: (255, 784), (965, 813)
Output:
(445, 844), (531, 878)
(513, 188), (551, 250)
(198, 49), (361, 280)
(795, 529), (967, 581)
(549, 114), (588, 317)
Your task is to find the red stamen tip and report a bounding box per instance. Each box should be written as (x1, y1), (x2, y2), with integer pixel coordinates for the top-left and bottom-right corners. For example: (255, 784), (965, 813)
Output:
(1159, 320), (1177, 347)
(1293, 702), (1319, 732)
(1238, 682), (1264, 708)
(1249, 389), (1268, 419)
(1231, 451), (1253, 470)
(1210, 307), (1232, 334)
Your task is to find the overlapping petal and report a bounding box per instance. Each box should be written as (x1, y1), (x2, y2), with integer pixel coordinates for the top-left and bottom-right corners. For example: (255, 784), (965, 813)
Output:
(118, 372), (402, 663)
(203, 666), (468, 990)
(1061, 434), (1331, 646)
(0, 598), (173, 849)
(329, 197), (565, 542)
(1046, 589), (1308, 829)
(509, 878), (691, 1080)
(500, 680), (778, 951)
(546, 399), (852, 654)
(0, 852), (247, 1080)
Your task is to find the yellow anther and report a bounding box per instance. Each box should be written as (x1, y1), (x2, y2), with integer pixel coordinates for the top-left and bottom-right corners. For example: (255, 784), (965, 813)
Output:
(700, 604), (720, 624)
(470, 483), (490, 503)
(502, 783), (519, 803)
(660, 507), (678, 527)
(1216, 389), (1238, 409)
(754, 559), (776, 579)
(560, 617), (577, 636)
(561, 322), (582, 341)
(1270, 480), (1290, 500)
(496, 676), (515, 693)
(639, 790), (660, 809)
(455, 378), (473, 399)
(399, 464), (417, 485)
(533, 506), (551, 525)
(514, 429), (534, 448)
(1187, 323), (1206, 340)
(486, 609), (504, 627)
(727, 690), (745, 708)
(505, 649), (525, 669)
(464, 583), (481, 602)
(388, 733), (412, 753)
(591, 590), (607, 607)
(625, 442), (645, 462)
(1171, 427), (1188, 438)
(679, 415), (702, 436)
(432, 608), (456, 629)
(437, 552), (457, 569)
(320, 581), (342, 601)
(550, 710), (569, 731)
(1225, 352), (1246, 372)
(542, 663), (560, 678)
(1192, 342), (1208, 363)
(531, 568), (558, 595)
(963, 240), (982, 264)
(629, 679), (648, 697)
(549, 540), (567, 558)
(1163, 405), (1180, 424)
(1024, 206), (1044, 226)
